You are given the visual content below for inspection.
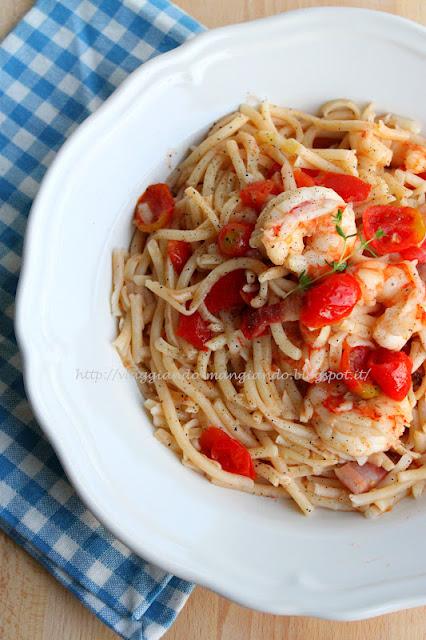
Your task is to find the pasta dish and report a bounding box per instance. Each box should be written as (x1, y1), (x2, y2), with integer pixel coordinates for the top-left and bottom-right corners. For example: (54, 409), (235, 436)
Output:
(112, 98), (426, 517)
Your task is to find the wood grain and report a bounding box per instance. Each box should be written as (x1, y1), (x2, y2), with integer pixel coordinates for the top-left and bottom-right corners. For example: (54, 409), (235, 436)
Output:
(0, 0), (34, 39)
(177, 0), (426, 27)
(1, 1), (426, 639)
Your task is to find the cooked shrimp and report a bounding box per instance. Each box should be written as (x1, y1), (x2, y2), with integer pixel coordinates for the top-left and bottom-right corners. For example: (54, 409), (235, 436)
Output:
(250, 186), (356, 275)
(349, 130), (393, 168)
(307, 381), (412, 460)
(352, 260), (426, 350)
(373, 291), (423, 351)
(392, 141), (426, 174)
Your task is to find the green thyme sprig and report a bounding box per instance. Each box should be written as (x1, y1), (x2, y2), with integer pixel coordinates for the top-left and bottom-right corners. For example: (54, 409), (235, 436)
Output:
(292, 209), (385, 295)
(298, 271), (313, 291)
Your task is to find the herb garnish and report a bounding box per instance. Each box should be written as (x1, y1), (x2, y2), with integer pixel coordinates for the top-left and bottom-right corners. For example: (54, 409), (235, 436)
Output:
(290, 209), (385, 296)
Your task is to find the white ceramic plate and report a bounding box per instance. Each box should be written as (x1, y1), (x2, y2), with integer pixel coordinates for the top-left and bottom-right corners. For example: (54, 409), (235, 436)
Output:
(16, 8), (426, 620)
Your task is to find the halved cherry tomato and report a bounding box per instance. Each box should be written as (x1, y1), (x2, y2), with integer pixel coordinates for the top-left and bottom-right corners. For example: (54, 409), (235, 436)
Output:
(134, 183), (174, 232)
(362, 205), (426, 255)
(368, 348), (412, 401)
(217, 222), (254, 257)
(240, 180), (282, 211)
(294, 170), (371, 202)
(199, 427), (255, 479)
(400, 238), (426, 263)
(318, 172), (371, 203)
(340, 343), (380, 399)
(176, 311), (212, 351)
(294, 168), (316, 188)
(205, 269), (247, 315)
(300, 273), (361, 329)
(240, 302), (283, 340)
(167, 240), (192, 274)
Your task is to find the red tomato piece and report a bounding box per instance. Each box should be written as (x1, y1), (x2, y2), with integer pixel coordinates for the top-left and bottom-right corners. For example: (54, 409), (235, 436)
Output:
(301, 169), (320, 178)
(240, 287), (258, 305)
(199, 427), (255, 479)
(205, 270), (247, 315)
(240, 180), (282, 211)
(418, 171), (426, 180)
(368, 348), (412, 401)
(400, 238), (426, 263)
(294, 170), (371, 202)
(240, 302), (283, 340)
(176, 311), (212, 351)
(362, 205), (426, 255)
(293, 168), (316, 188)
(335, 462), (387, 494)
(134, 183), (174, 232)
(167, 240), (192, 274)
(317, 172), (371, 203)
(340, 343), (380, 399)
(217, 222), (254, 257)
(266, 162), (282, 177)
(300, 273), (361, 329)
(266, 162), (284, 191)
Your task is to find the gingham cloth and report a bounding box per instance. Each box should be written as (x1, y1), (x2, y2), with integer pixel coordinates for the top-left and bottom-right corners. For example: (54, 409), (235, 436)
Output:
(0, 1), (204, 638)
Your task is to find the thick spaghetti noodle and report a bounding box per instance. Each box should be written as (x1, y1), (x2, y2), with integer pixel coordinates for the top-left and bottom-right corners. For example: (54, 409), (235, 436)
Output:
(112, 99), (426, 517)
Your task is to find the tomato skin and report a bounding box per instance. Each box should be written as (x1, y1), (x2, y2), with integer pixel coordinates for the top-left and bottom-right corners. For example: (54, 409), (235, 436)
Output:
(240, 287), (258, 305)
(362, 205), (426, 255)
(240, 303), (283, 340)
(240, 180), (282, 211)
(294, 169), (316, 188)
(134, 183), (174, 232)
(400, 238), (426, 263)
(300, 273), (361, 329)
(217, 222), (254, 257)
(368, 348), (412, 401)
(340, 343), (380, 399)
(205, 270), (247, 315)
(302, 169), (320, 178)
(294, 170), (371, 202)
(176, 311), (212, 351)
(318, 172), (371, 203)
(199, 427), (255, 479)
(167, 240), (192, 274)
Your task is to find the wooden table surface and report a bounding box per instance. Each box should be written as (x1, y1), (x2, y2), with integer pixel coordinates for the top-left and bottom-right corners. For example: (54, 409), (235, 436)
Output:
(2, 1), (426, 638)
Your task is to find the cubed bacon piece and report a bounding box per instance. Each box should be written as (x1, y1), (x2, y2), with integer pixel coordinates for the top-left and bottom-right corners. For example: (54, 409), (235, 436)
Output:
(335, 462), (387, 495)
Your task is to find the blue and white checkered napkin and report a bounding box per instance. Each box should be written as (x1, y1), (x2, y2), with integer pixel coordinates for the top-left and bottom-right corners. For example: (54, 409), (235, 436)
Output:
(0, 1), (205, 637)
